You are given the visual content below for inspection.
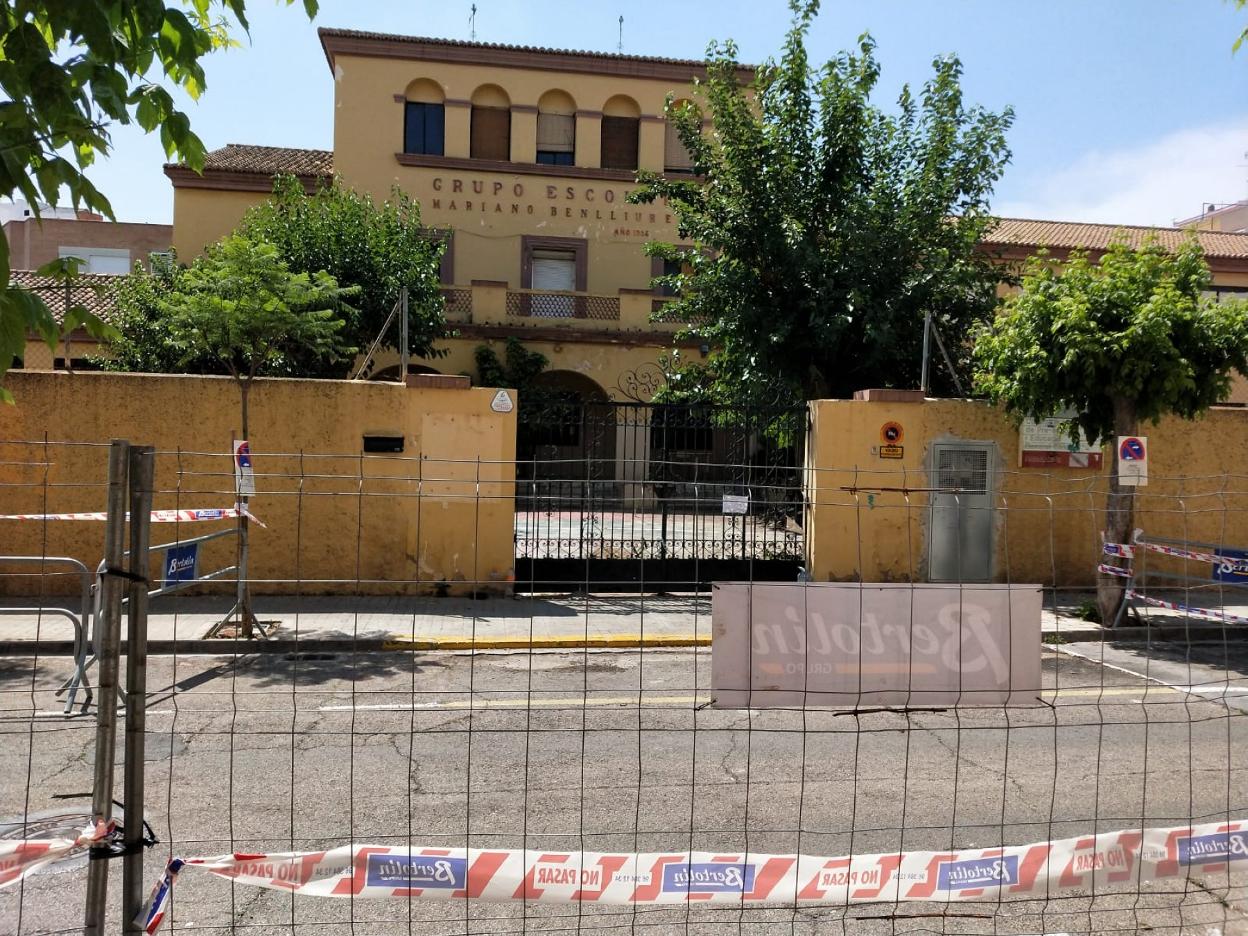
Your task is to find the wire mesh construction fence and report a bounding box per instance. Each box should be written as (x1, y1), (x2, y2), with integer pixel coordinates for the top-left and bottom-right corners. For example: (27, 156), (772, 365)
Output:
(0, 437), (1246, 935)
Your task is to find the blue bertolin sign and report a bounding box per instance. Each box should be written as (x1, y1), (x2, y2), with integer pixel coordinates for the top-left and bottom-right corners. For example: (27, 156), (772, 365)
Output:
(366, 854), (467, 889)
(162, 543), (199, 588)
(1177, 831), (1248, 865)
(1213, 548), (1248, 584)
(937, 855), (1019, 890)
(661, 862), (755, 893)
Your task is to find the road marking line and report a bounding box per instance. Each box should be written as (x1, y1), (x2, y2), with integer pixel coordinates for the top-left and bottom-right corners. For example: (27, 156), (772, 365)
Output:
(1052, 644), (1248, 701)
(319, 695), (710, 712)
(317, 685), (1247, 712)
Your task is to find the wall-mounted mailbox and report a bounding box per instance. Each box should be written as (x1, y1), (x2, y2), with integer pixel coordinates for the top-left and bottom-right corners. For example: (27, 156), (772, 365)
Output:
(363, 434), (405, 454)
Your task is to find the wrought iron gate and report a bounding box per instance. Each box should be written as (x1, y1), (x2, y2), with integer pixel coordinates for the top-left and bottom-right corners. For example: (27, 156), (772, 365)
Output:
(514, 401), (806, 591)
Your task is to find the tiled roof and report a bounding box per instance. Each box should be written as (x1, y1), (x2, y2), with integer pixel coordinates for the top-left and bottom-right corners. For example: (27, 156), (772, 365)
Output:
(172, 144), (334, 178)
(318, 27), (756, 72)
(9, 271), (120, 326)
(984, 217), (1248, 261)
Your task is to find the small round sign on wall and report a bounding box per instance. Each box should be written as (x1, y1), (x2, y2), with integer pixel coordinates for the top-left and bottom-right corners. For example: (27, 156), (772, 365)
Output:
(491, 390), (514, 414)
(881, 421), (904, 445)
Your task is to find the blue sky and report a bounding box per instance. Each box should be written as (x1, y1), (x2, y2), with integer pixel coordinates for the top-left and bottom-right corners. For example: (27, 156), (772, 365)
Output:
(89, 0), (1248, 226)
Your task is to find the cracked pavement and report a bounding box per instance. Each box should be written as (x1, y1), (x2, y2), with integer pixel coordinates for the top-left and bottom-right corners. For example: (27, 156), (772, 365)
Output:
(0, 644), (1247, 934)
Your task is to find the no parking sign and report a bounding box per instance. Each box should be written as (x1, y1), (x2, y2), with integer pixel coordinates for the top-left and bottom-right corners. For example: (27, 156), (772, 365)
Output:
(1116, 436), (1147, 486)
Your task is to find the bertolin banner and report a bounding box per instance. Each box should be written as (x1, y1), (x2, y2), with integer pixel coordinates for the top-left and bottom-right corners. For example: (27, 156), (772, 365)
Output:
(135, 820), (1247, 932)
(711, 582), (1042, 707)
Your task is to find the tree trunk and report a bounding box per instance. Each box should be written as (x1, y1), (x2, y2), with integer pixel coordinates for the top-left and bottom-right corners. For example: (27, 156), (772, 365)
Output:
(236, 380), (258, 639)
(1097, 396), (1138, 626)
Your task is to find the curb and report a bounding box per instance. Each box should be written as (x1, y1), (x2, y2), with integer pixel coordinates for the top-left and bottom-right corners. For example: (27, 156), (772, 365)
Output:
(1, 628), (1241, 656)
(0, 633), (711, 656)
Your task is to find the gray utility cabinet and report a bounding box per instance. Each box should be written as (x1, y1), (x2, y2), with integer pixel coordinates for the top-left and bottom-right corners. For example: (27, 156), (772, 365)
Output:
(928, 442), (996, 583)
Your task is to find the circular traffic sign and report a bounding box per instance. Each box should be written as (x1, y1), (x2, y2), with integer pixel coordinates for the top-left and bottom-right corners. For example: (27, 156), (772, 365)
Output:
(1119, 437), (1145, 461)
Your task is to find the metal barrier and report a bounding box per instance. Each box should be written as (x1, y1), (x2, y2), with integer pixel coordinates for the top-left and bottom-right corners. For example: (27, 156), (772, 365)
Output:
(76, 527), (242, 700)
(1107, 531), (1248, 627)
(0, 555), (94, 713)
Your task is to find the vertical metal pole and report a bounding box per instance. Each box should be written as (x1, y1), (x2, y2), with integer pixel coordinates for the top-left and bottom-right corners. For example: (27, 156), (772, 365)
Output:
(399, 286), (409, 383)
(122, 446), (154, 933)
(84, 439), (130, 936)
(920, 308), (932, 395)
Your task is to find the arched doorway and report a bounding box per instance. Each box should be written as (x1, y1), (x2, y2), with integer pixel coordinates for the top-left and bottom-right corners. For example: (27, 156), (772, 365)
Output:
(517, 371), (618, 504)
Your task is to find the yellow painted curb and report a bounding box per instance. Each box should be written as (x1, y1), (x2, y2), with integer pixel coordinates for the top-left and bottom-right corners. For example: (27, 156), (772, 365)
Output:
(380, 633), (710, 652)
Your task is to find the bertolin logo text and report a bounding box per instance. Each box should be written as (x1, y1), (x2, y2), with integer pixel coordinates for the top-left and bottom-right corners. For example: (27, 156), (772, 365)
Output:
(661, 862), (755, 893)
(936, 856), (1018, 890)
(165, 555), (195, 577)
(365, 854), (466, 888)
(1178, 831), (1248, 865)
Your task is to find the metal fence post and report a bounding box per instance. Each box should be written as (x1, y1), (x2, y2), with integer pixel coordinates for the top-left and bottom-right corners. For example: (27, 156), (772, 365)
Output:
(122, 446), (154, 932)
(84, 439), (130, 936)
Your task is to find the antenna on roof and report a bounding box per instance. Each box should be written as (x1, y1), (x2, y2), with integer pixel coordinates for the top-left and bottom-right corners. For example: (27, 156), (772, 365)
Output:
(618, 15), (624, 53)
(470, 3), (477, 41)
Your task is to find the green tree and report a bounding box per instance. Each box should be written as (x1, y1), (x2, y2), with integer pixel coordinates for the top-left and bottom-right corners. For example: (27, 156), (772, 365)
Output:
(240, 174), (446, 374)
(0, 1), (317, 399)
(161, 235), (356, 635)
(1234, 0), (1247, 52)
(95, 252), (223, 374)
(628, 0), (1013, 407)
(973, 238), (1248, 624)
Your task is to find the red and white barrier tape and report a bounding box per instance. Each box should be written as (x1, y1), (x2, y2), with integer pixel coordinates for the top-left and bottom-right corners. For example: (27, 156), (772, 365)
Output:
(139, 819), (1248, 932)
(1126, 590), (1248, 626)
(0, 820), (113, 889)
(0, 506), (264, 528)
(1104, 539), (1248, 575)
(1097, 563), (1132, 578)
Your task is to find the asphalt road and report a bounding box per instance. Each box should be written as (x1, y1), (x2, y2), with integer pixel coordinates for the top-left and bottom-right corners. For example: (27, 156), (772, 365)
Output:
(1, 643), (1247, 935)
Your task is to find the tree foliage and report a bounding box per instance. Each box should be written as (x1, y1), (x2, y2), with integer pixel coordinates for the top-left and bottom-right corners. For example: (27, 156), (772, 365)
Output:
(240, 174), (447, 373)
(158, 235), (356, 428)
(474, 338), (548, 393)
(973, 238), (1248, 446)
(973, 237), (1248, 622)
(0, 1), (317, 398)
(95, 252), (217, 374)
(629, 0), (1013, 406)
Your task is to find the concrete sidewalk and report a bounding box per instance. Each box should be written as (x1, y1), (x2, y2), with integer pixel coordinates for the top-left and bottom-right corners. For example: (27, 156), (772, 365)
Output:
(0, 590), (1244, 654)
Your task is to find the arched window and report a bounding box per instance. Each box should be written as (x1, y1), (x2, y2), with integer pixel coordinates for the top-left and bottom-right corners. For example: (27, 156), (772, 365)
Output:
(600, 95), (640, 171)
(403, 79), (445, 156)
(470, 84), (511, 161)
(536, 89), (576, 166)
(664, 99), (695, 174)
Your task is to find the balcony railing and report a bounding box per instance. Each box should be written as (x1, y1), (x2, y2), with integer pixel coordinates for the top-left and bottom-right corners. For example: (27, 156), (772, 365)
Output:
(505, 288), (620, 321)
(440, 287), (472, 322)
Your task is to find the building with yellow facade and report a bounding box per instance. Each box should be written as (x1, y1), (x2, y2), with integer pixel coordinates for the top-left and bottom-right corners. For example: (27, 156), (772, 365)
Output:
(165, 28), (1248, 409)
(166, 29), (759, 405)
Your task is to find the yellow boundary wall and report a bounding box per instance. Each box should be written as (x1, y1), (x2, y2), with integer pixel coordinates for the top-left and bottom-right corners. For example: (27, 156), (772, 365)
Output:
(0, 371), (517, 597)
(805, 398), (1248, 586)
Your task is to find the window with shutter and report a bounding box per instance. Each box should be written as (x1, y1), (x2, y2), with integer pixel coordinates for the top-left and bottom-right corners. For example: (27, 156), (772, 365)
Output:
(530, 249), (576, 317)
(404, 102), (445, 156)
(471, 106), (511, 161)
(664, 121), (694, 174)
(600, 115), (639, 170)
(536, 112), (575, 166)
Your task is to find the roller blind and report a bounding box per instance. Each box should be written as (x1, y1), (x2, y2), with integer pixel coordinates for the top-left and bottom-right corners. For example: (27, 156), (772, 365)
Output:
(600, 115), (639, 170)
(537, 113), (575, 154)
(531, 250), (576, 291)
(470, 106), (511, 161)
(664, 121), (694, 173)
(530, 249), (576, 317)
